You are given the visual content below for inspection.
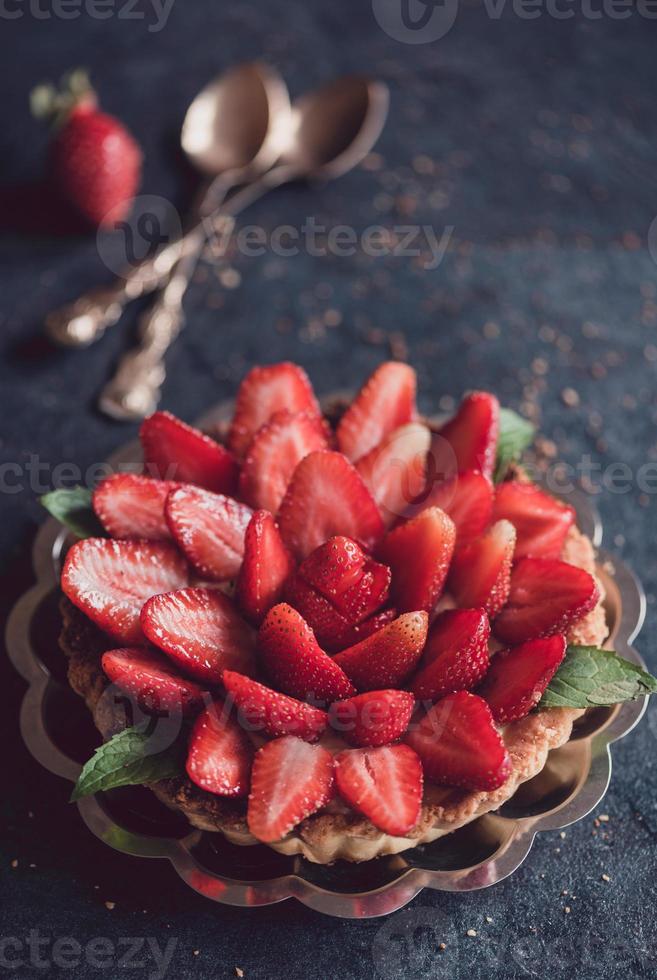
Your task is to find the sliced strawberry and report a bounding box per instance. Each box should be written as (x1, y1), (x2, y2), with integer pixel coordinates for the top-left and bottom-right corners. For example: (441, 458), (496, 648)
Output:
(334, 744), (423, 835)
(449, 519), (516, 618)
(165, 485), (252, 582)
(247, 736), (334, 842)
(406, 691), (510, 791)
(235, 510), (295, 626)
(227, 362), (321, 459)
(283, 574), (357, 652)
(377, 507), (455, 613)
(494, 557), (600, 646)
(93, 473), (179, 540)
(329, 690), (415, 747)
(61, 538), (188, 644)
(141, 587), (256, 683)
(223, 670), (327, 742)
(410, 609), (490, 702)
(334, 612), (428, 691)
(101, 647), (204, 715)
(347, 607), (398, 643)
(430, 392), (499, 480)
(412, 469), (494, 549)
(258, 603), (356, 702)
(238, 410), (328, 513)
(140, 410), (238, 494)
(186, 699), (253, 796)
(336, 361), (417, 462)
(356, 423), (431, 527)
(296, 536), (390, 623)
(492, 482), (576, 560)
(277, 451), (384, 561)
(478, 635), (567, 722)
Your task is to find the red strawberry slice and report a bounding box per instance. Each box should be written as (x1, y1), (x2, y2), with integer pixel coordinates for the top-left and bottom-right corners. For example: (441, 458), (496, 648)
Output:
(412, 469), (494, 549)
(238, 410), (328, 514)
(492, 482), (575, 560)
(283, 574), (357, 652)
(227, 362), (321, 459)
(297, 536), (391, 623)
(236, 511), (295, 626)
(493, 557), (600, 646)
(223, 670), (327, 742)
(101, 647), (205, 715)
(61, 538), (188, 644)
(410, 609), (491, 702)
(377, 507), (455, 613)
(165, 485), (252, 582)
(478, 635), (567, 722)
(334, 744), (423, 835)
(141, 587), (256, 683)
(406, 691), (510, 791)
(334, 612), (429, 691)
(329, 690), (415, 747)
(277, 451), (384, 561)
(336, 361), (417, 462)
(430, 392), (499, 480)
(258, 603), (356, 702)
(140, 410), (238, 494)
(449, 519), (516, 618)
(93, 473), (179, 540)
(247, 736), (334, 842)
(186, 699), (253, 797)
(356, 423), (431, 527)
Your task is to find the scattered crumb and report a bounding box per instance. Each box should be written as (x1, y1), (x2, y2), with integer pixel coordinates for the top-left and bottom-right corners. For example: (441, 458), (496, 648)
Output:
(29, 864), (36, 869)
(438, 943), (447, 951)
(559, 831), (566, 839)
(10, 859), (18, 869)
(561, 387), (580, 408)
(466, 929), (477, 938)
(104, 902), (115, 911)
(485, 915), (493, 923)
(602, 874), (611, 882)
(193, 950), (200, 956)
(564, 906), (571, 914)
(235, 969), (244, 978)
(561, 889), (569, 896)
(598, 814), (610, 823)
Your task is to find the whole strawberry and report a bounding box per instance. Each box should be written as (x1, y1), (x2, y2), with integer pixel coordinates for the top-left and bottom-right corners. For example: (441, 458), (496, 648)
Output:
(31, 69), (142, 228)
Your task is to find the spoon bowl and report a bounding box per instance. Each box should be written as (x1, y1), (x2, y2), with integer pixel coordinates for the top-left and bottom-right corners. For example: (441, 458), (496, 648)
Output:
(280, 75), (389, 180)
(181, 62), (291, 178)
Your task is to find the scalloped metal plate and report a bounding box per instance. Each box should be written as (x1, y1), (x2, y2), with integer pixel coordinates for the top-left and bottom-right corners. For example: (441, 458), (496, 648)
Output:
(5, 402), (649, 918)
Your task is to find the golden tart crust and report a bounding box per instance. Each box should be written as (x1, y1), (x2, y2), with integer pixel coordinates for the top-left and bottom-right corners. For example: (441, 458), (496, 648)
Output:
(60, 524), (607, 865)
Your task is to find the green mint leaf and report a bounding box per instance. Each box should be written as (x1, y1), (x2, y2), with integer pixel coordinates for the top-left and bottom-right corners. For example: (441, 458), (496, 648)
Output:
(40, 486), (105, 539)
(540, 645), (657, 709)
(70, 726), (184, 801)
(494, 408), (535, 483)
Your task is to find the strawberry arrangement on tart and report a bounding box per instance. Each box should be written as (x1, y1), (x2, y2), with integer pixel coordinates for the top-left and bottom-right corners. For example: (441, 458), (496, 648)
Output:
(49, 361), (657, 865)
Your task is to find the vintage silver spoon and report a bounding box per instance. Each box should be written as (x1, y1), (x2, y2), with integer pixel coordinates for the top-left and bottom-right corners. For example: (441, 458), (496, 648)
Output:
(98, 76), (389, 422)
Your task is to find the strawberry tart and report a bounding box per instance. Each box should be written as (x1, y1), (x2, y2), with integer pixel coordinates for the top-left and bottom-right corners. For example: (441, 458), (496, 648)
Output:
(52, 361), (657, 864)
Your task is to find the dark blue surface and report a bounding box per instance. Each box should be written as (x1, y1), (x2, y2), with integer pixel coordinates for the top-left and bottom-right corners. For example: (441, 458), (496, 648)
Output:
(2, 3), (657, 978)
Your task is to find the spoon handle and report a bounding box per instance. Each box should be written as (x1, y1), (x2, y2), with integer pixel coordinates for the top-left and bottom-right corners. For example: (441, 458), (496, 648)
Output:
(97, 225), (210, 420)
(97, 167), (300, 421)
(44, 172), (238, 349)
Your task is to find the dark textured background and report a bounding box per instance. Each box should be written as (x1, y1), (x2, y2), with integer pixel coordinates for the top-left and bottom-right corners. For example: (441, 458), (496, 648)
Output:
(1, 2), (657, 977)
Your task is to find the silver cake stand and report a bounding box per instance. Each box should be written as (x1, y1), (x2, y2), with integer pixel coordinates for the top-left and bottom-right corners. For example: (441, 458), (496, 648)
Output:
(5, 403), (649, 918)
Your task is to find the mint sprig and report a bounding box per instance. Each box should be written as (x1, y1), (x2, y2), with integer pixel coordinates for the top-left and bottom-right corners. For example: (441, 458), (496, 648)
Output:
(71, 726), (184, 801)
(494, 408), (535, 483)
(539, 645), (657, 710)
(40, 486), (105, 539)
